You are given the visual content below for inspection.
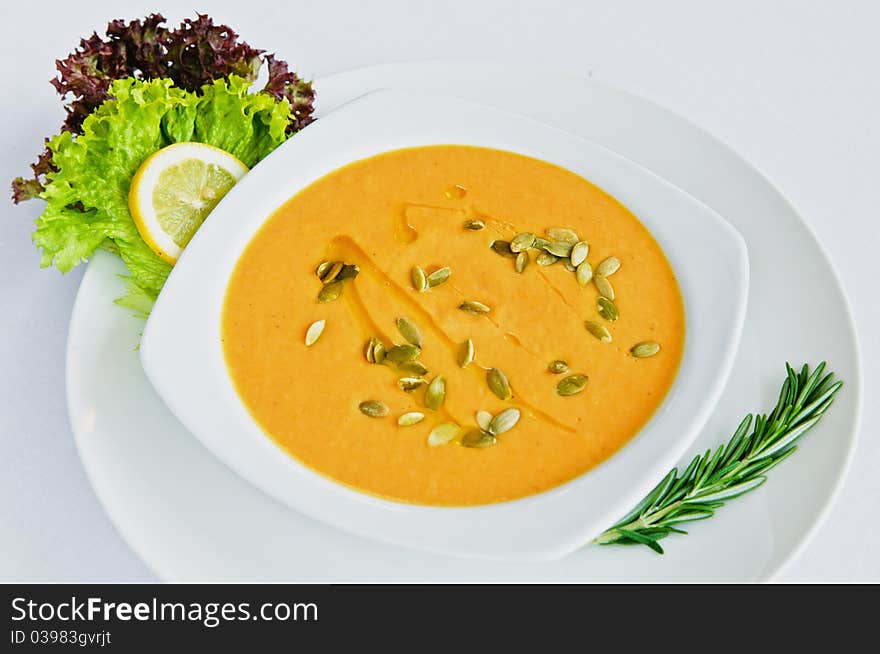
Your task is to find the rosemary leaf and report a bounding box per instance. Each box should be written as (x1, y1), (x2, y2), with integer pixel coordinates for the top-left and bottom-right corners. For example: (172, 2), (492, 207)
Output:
(594, 362), (843, 554)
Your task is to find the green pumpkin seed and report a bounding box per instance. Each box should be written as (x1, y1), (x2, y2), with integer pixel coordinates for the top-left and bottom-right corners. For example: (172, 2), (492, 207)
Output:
(487, 368), (512, 400)
(317, 280), (343, 302)
(459, 300), (491, 314)
(396, 317), (422, 346)
(372, 340), (387, 364)
(398, 412), (425, 427)
(594, 274), (615, 300)
(596, 256), (621, 277)
(570, 241), (590, 267)
(536, 251), (559, 266)
(428, 422), (460, 447)
(397, 360), (428, 376)
(463, 219), (486, 231)
(597, 296), (619, 322)
(475, 410), (493, 432)
(556, 374), (589, 396)
(461, 429), (496, 448)
(515, 251), (530, 273)
(585, 320), (612, 343)
(304, 319), (325, 346)
(510, 232), (536, 253)
(425, 375), (447, 411)
(544, 240), (574, 258)
(321, 261), (344, 284)
(576, 261), (593, 286)
(533, 237), (551, 250)
(488, 408), (521, 435)
(337, 263), (360, 281)
(426, 266), (452, 288)
(563, 260), (577, 272)
(315, 260), (333, 279)
(359, 400), (389, 418)
(411, 266), (428, 292)
(457, 338), (475, 368)
(385, 344), (421, 363)
(548, 360), (569, 374)
(490, 240), (517, 258)
(545, 227), (579, 244)
(397, 377), (427, 392)
(630, 341), (661, 358)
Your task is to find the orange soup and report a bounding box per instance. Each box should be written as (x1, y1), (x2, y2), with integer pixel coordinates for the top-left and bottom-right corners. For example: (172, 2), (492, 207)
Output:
(222, 145), (684, 505)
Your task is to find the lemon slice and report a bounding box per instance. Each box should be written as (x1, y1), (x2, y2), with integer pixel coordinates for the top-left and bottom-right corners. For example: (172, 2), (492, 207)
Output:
(129, 142), (248, 264)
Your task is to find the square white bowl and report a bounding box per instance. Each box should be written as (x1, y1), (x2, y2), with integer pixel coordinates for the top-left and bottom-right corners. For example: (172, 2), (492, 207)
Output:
(140, 89), (748, 562)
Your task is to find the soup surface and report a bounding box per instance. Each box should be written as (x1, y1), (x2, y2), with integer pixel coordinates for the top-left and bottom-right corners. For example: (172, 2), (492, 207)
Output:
(223, 145), (684, 505)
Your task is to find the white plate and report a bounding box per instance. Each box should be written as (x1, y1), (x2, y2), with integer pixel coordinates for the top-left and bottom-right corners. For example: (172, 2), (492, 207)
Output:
(67, 62), (862, 581)
(140, 89), (747, 561)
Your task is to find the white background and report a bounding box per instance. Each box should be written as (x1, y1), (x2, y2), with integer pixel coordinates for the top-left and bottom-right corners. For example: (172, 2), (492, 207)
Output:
(1, 0), (876, 581)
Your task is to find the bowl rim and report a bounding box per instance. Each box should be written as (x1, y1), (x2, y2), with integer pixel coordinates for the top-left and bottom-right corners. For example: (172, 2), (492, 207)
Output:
(139, 88), (749, 561)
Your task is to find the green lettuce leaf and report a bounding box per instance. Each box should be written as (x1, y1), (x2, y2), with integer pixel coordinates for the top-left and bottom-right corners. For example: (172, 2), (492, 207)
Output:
(35, 75), (293, 314)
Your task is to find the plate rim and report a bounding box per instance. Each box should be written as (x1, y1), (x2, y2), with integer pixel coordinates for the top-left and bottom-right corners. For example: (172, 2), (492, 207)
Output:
(66, 59), (863, 581)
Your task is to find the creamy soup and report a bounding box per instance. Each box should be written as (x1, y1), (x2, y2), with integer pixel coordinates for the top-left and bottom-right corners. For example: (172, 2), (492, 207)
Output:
(222, 145), (684, 506)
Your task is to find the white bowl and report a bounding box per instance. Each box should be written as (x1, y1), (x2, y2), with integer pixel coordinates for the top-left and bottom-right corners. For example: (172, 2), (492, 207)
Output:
(140, 89), (748, 562)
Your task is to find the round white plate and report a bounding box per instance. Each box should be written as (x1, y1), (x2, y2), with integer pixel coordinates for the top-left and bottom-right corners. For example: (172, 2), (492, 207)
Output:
(67, 61), (862, 582)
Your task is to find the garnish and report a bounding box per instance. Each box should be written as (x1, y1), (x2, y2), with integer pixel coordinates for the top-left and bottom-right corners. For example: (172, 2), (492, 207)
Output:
(488, 408), (521, 436)
(428, 422), (460, 447)
(304, 320), (326, 346)
(457, 339), (475, 368)
(315, 260), (359, 302)
(398, 412), (426, 427)
(595, 362), (843, 554)
(396, 317), (423, 347)
(12, 13), (314, 203)
(487, 368), (513, 401)
(585, 321), (612, 343)
(358, 400), (390, 418)
(461, 430), (497, 448)
(459, 300), (491, 315)
(556, 374), (589, 397)
(424, 376), (447, 411)
(597, 297), (619, 322)
(630, 342), (661, 358)
(548, 360), (569, 374)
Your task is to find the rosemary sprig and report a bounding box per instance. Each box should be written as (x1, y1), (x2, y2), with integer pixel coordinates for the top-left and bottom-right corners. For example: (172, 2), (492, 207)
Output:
(594, 362), (843, 554)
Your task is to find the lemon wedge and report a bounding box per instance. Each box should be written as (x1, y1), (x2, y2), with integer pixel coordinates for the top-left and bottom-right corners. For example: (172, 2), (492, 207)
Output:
(129, 142), (248, 264)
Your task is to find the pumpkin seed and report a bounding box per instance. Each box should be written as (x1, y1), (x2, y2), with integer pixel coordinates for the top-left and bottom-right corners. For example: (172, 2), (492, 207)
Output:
(411, 266), (428, 292)
(597, 296), (619, 322)
(488, 408), (521, 435)
(533, 237), (551, 250)
(461, 429), (496, 448)
(397, 377), (427, 392)
(596, 256), (621, 277)
(385, 344), (421, 363)
(476, 410), (493, 432)
(397, 360), (428, 376)
(510, 232), (536, 253)
(304, 319), (325, 346)
(490, 240), (517, 258)
(594, 274), (615, 300)
(425, 375), (447, 410)
(457, 338), (475, 368)
(428, 422), (460, 447)
(570, 241), (590, 267)
(372, 340), (387, 364)
(557, 374), (589, 396)
(321, 261), (344, 284)
(463, 219), (486, 231)
(317, 280), (343, 302)
(585, 320), (612, 343)
(536, 251), (559, 266)
(427, 266), (452, 288)
(487, 368), (512, 400)
(398, 412), (425, 426)
(337, 263), (359, 281)
(630, 341), (661, 358)
(563, 260), (577, 272)
(315, 260), (333, 279)
(515, 251), (530, 273)
(396, 317), (422, 346)
(459, 300), (491, 314)
(545, 227), (579, 244)
(359, 400), (389, 418)
(544, 240), (574, 258)
(576, 261), (593, 286)
(548, 360), (569, 374)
